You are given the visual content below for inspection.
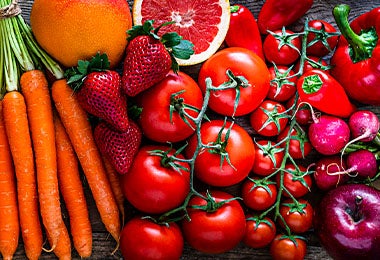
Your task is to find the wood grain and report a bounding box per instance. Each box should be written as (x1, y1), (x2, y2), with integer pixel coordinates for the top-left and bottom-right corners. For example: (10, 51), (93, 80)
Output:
(11, 0), (380, 259)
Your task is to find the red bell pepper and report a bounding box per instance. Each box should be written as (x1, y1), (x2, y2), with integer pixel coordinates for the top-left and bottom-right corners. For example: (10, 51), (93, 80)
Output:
(330, 4), (380, 106)
(257, 0), (313, 34)
(224, 4), (264, 60)
(297, 69), (356, 118)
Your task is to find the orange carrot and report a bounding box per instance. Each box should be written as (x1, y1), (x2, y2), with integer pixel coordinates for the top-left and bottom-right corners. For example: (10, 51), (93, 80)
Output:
(51, 79), (120, 242)
(20, 70), (64, 251)
(2, 91), (43, 260)
(0, 100), (19, 260)
(54, 113), (92, 257)
(47, 222), (72, 260)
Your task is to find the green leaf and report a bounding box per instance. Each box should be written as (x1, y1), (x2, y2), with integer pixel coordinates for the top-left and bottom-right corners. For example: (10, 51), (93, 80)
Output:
(172, 40), (195, 59)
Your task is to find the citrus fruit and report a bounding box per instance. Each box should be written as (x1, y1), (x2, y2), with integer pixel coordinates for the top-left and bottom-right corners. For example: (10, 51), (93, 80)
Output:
(133, 0), (230, 66)
(30, 0), (132, 69)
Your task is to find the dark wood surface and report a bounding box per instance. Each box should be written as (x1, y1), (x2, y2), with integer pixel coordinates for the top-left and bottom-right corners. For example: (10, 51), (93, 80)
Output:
(12, 0), (379, 259)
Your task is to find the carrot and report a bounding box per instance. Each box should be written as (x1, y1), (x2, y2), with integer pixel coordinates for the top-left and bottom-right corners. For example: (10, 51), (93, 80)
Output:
(51, 79), (120, 243)
(47, 222), (72, 260)
(2, 91), (43, 260)
(0, 100), (19, 260)
(54, 113), (92, 257)
(20, 70), (65, 251)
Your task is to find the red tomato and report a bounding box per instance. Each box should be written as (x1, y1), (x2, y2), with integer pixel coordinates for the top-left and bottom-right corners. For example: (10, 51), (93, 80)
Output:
(250, 100), (289, 137)
(279, 199), (314, 234)
(306, 19), (339, 57)
(277, 125), (313, 159)
(267, 65), (297, 102)
(185, 119), (255, 187)
(241, 178), (277, 211)
(286, 95), (313, 126)
(276, 164), (312, 198)
(198, 47), (270, 116)
(120, 217), (183, 260)
(294, 56), (330, 74)
(137, 71), (203, 143)
(243, 215), (276, 249)
(252, 140), (285, 176)
(181, 190), (246, 254)
(270, 234), (307, 260)
(263, 29), (301, 65)
(121, 145), (190, 214)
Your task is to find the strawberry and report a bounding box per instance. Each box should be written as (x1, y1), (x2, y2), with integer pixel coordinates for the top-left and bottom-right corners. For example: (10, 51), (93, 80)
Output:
(122, 20), (194, 97)
(65, 53), (129, 132)
(94, 120), (142, 175)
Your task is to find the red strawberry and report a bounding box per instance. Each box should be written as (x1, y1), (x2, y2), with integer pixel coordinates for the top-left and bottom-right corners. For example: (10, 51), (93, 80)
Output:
(65, 53), (129, 132)
(122, 20), (194, 97)
(94, 120), (142, 175)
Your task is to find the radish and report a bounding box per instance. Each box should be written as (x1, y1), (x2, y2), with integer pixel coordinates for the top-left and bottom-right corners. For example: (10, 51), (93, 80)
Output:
(313, 156), (350, 191)
(308, 114), (350, 155)
(346, 149), (378, 179)
(348, 110), (379, 142)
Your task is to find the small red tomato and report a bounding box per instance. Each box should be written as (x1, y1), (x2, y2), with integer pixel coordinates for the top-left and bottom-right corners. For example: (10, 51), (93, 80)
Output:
(267, 65), (297, 102)
(306, 19), (339, 57)
(250, 100), (289, 137)
(243, 215), (276, 249)
(277, 164), (312, 198)
(294, 56), (330, 74)
(270, 234), (307, 260)
(279, 199), (314, 233)
(263, 29), (301, 65)
(277, 125), (313, 159)
(286, 95), (313, 126)
(252, 140), (285, 176)
(241, 178), (277, 211)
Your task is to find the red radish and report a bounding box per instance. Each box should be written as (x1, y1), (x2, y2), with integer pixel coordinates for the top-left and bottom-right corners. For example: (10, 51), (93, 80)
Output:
(346, 149), (377, 179)
(348, 110), (379, 142)
(308, 114), (350, 155)
(313, 156), (350, 191)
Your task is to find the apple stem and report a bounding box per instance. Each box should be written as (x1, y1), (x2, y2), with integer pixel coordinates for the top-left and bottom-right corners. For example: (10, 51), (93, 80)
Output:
(353, 195), (363, 222)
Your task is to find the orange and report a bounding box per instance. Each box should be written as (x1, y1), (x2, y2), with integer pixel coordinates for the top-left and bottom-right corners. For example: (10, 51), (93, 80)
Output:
(30, 0), (132, 69)
(133, 0), (230, 66)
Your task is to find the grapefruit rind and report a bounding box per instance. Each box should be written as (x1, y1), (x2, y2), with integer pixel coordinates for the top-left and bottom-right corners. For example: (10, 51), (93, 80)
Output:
(132, 0), (230, 66)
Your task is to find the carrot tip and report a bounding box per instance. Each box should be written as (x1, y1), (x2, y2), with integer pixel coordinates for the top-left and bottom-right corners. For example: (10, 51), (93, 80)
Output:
(42, 244), (56, 253)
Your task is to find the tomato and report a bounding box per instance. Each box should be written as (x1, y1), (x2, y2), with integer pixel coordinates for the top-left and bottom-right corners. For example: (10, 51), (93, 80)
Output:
(250, 100), (289, 137)
(241, 178), (277, 211)
(277, 125), (313, 159)
(185, 119), (255, 187)
(137, 71), (203, 143)
(267, 65), (297, 102)
(263, 29), (301, 65)
(181, 190), (246, 254)
(276, 164), (312, 198)
(286, 95), (313, 126)
(121, 145), (190, 214)
(243, 215), (276, 249)
(198, 47), (271, 116)
(270, 234), (307, 260)
(279, 199), (314, 234)
(120, 217), (183, 260)
(306, 19), (339, 57)
(252, 140), (285, 176)
(294, 56), (330, 74)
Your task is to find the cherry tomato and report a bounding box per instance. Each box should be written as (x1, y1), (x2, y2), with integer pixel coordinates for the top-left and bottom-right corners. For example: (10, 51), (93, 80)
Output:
(243, 215), (276, 249)
(242, 178), (277, 211)
(277, 164), (312, 198)
(198, 47), (270, 116)
(181, 190), (246, 254)
(120, 217), (183, 260)
(294, 56), (330, 74)
(121, 145), (190, 214)
(279, 199), (314, 234)
(277, 125), (313, 159)
(250, 100), (289, 137)
(286, 95), (313, 126)
(263, 29), (301, 65)
(267, 65), (297, 102)
(252, 140), (285, 176)
(306, 19), (339, 57)
(270, 234), (307, 260)
(185, 119), (255, 187)
(137, 71), (203, 143)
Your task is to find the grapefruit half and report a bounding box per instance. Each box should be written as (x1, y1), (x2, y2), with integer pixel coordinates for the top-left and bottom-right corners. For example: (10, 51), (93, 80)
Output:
(133, 0), (230, 66)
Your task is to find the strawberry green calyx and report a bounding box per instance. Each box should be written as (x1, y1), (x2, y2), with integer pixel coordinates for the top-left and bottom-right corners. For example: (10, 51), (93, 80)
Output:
(64, 52), (110, 90)
(127, 20), (194, 72)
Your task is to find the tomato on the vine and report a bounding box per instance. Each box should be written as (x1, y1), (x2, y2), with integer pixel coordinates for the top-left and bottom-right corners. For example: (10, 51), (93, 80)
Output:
(286, 95), (313, 126)
(120, 217), (184, 260)
(277, 125), (313, 159)
(279, 199), (314, 234)
(294, 56), (330, 74)
(241, 177), (277, 211)
(267, 65), (297, 102)
(252, 140), (285, 176)
(121, 145), (190, 214)
(277, 164), (312, 198)
(198, 47), (271, 116)
(137, 71), (203, 143)
(306, 19), (339, 57)
(243, 215), (276, 249)
(270, 234), (307, 260)
(250, 100), (289, 137)
(185, 119), (255, 187)
(181, 190), (246, 254)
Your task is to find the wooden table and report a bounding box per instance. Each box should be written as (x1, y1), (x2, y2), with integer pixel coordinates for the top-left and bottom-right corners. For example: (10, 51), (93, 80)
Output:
(12, 0), (379, 259)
